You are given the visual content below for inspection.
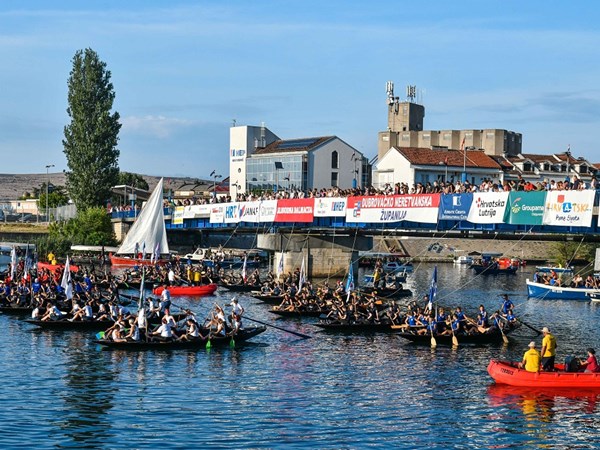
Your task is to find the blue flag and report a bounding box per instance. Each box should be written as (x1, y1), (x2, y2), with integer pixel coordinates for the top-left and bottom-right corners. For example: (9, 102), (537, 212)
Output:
(345, 261), (355, 293)
(427, 266), (437, 311)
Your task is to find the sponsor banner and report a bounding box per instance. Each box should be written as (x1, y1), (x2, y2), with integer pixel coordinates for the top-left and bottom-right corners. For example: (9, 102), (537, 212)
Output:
(222, 203), (240, 224)
(172, 206), (184, 225)
(542, 190), (595, 227)
(274, 198), (315, 222)
(209, 205), (224, 224)
(346, 194), (440, 224)
(239, 201), (261, 223)
(467, 192), (509, 224)
(259, 200), (277, 222)
(439, 194), (473, 221)
(182, 204), (211, 219)
(504, 191), (546, 225)
(314, 197), (347, 217)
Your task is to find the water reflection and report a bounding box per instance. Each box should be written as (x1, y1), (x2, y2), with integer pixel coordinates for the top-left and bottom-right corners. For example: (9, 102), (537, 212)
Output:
(57, 332), (117, 448)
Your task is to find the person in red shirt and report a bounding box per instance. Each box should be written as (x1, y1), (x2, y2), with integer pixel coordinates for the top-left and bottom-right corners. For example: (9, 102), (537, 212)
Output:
(580, 348), (599, 373)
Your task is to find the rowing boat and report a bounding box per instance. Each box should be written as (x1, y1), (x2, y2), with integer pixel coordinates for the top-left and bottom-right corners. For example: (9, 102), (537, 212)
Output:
(152, 284), (218, 296)
(94, 326), (267, 350)
(396, 328), (511, 345)
(487, 359), (600, 388)
(526, 279), (600, 300)
(314, 321), (397, 332)
(269, 308), (324, 318)
(25, 314), (187, 331)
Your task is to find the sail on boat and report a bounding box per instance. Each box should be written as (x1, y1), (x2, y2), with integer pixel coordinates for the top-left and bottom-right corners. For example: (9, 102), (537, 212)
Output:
(110, 178), (170, 267)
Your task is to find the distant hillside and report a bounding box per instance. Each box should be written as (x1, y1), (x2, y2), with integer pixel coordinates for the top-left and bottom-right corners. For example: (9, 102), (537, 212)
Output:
(0, 173), (202, 201)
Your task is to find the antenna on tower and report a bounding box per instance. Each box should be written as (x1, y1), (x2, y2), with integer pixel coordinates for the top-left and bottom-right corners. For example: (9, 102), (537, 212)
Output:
(232, 119), (237, 127)
(386, 81), (395, 105)
(406, 85), (417, 103)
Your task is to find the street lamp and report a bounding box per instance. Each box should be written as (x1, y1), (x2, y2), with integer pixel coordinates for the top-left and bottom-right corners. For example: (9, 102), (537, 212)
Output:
(566, 145), (571, 185)
(210, 170), (221, 201)
(351, 153), (359, 188)
(45, 164), (54, 222)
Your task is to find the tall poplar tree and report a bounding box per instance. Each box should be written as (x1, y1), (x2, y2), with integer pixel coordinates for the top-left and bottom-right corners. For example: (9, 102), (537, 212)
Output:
(63, 48), (121, 210)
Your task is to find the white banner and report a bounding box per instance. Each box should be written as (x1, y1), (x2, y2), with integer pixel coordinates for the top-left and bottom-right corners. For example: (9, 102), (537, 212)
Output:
(239, 201), (261, 223)
(467, 192), (509, 224)
(259, 200), (277, 222)
(222, 202), (240, 224)
(183, 204), (211, 219)
(345, 195), (440, 224)
(542, 190), (595, 227)
(314, 197), (347, 217)
(209, 205), (224, 223)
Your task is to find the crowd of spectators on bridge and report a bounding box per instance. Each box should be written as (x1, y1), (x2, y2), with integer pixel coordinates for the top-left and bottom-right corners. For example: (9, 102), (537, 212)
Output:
(110, 173), (598, 213)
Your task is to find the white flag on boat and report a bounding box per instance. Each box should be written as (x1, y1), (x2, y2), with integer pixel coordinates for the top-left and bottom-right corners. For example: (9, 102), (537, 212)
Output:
(276, 253), (284, 280)
(241, 254), (247, 282)
(61, 256), (73, 301)
(10, 247), (17, 280)
(299, 257), (306, 291)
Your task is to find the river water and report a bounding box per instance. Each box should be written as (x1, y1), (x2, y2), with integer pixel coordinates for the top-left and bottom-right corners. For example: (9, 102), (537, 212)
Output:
(2, 263), (600, 449)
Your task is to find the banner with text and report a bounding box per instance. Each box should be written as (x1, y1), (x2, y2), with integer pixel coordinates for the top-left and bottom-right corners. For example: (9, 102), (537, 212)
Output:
(182, 204), (212, 219)
(542, 190), (595, 227)
(314, 197), (347, 217)
(503, 191), (546, 225)
(172, 206), (184, 225)
(346, 194), (440, 224)
(467, 192), (509, 224)
(209, 205), (224, 224)
(438, 193), (473, 221)
(239, 201), (261, 223)
(222, 203), (240, 224)
(259, 200), (278, 222)
(274, 198), (315, 222)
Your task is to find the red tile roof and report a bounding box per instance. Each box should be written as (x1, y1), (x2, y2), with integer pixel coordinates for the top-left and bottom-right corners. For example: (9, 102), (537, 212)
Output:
(393, 147), (502, 169)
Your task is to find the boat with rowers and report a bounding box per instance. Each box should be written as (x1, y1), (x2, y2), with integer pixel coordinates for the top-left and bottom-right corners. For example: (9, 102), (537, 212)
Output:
(94, 326), (267, 350)
(526, 279), (600, 301)
(487, 359), (600, 389)
(395, 325), (517, 346)
(25, 312), (188, 331)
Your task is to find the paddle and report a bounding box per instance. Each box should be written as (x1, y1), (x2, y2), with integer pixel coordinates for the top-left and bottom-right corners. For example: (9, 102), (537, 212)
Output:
(516, 317), (542, 335)
(430, 323), (437, 348)
(494, 314), (510, 345)
(243, 314), (311, 339)
(451, 325), (458, 347)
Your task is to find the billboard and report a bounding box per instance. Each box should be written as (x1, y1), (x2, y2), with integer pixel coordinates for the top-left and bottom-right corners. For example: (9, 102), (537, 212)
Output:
(503, 191), (546, 225)
(467, 192), (509, 224)
(438, 194), (473, 221)
(346, 194), (440, 224)
(542, 190), (595, 227)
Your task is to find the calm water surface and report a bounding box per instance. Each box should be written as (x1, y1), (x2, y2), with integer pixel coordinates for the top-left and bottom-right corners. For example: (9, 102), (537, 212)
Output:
(2, 263), (600, 449)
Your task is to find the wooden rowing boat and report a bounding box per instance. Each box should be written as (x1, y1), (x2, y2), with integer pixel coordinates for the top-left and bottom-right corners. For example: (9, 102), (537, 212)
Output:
(314, 321), (397, 332)
(487, 359), (600, 388)
(25, 314), (187, 331)
(94, 326), (267, 350)
(269, 308), (324, 318)
(396, 328), (510, 345)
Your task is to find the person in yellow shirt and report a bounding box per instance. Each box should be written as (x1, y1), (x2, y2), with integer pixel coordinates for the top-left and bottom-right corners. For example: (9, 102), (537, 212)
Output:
(47, 251), (56, 265)
(540, 326), (557, 371)
(520, 341), (541, 372)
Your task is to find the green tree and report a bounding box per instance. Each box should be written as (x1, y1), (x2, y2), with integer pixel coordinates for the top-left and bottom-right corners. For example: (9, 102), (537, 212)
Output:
(118, 172), (149, 190)
(63, 48), (121, 210)
(549, 240), (595, 267)
(38, 184), (70, 209)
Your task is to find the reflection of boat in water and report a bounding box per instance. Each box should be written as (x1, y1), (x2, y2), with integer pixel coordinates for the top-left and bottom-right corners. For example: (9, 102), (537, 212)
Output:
(487, 383), (600, 416)
(454, 255), (473, 265)
(487, 359), (600, 388)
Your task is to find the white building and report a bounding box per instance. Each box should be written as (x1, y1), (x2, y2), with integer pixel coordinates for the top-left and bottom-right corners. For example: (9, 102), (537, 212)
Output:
(229, 125), (367, 193)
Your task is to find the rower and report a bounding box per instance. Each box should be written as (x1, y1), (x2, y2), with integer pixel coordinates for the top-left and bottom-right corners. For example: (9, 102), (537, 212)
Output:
(230, 297), (244, 319)
(159, 285), (171, 313)
(500, 294), (514, 314)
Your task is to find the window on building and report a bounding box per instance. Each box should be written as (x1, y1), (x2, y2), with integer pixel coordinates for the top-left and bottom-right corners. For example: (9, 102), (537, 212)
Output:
(331, 151), (338, 169)
(331, 172), (338, 187)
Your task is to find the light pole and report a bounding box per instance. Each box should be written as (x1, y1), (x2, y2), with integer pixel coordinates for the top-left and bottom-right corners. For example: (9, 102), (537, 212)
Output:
(45, 164), (54, 222)
(566, 145), (571, 185)
(351, 153), (359, 188)
(210, 170), (221, 201)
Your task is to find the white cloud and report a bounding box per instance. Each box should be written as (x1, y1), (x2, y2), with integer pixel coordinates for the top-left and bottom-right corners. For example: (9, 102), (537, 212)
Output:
(121, 115), (194, 138)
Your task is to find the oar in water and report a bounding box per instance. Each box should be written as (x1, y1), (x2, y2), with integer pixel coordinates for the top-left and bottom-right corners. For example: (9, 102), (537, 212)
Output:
(494, 315), (510, 345)
(243, 315), (311, 339)
(451, 326), (458, 347)
(517, 317), (541, 335)
(430, 325), (437, 348)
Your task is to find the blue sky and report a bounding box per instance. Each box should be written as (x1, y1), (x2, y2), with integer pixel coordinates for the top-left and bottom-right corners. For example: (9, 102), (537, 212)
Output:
(1, 1), (600, 178)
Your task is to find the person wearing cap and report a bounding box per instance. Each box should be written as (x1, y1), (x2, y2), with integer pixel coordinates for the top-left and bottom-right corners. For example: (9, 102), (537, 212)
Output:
(520, 341), (541, 372)
(579, 348), (599, 373)
(540, 327), (557, 371)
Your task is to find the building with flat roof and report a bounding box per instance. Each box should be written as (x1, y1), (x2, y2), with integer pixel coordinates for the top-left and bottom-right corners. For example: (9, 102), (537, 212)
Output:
(229, 125), (369, 194)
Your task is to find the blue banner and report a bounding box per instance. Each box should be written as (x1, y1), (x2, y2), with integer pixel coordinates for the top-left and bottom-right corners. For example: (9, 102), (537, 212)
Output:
(438, 193), (473, 221)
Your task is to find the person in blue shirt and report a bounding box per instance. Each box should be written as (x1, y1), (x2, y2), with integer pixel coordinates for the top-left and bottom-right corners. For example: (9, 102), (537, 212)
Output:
(501, 294), (514, 315)
(477, 305), (489, 328)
